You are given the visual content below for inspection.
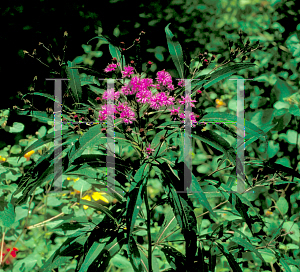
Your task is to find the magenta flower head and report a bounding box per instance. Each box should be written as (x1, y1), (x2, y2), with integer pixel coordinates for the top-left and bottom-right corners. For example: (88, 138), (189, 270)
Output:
(178, 79), (185, 87)
(121, 65), (135, 78)
(145, 144), (155, 158)
(102, 88), (120, 100)
(104, 62), (120, 73)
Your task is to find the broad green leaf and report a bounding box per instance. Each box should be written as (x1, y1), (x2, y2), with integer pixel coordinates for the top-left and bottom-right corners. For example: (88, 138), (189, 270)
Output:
(165, 23), (184, 79)
(230, 236), (265, 262)
(268, 220), (285, 246)
(203, 63), (256, 90)
(276, 197), (289, 215)
(8, 122), (24, 133)
(0, 203), (15, 228)
(283, 221), (300, 243)
(111, 254), (131, 269)
(215, 242), (243, 272)
(66, 61), (83, 105)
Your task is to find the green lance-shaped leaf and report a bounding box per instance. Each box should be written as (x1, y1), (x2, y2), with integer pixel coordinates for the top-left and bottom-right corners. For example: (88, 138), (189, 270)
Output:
(165, 23), (184, 79)
(67, 124), (106, 166)
(109, 43), (126, 71)
(16, 110), (53, 123)
(80, 75), (101, 86)
(79, 199), (117, 224)
(200, 111), (267, 145)
(189, 172), (217, 219)
(21, 92), (61, 103)
(18, 129), (69, 160)
(126, 163), (150, 250)
(66, 61), (83, 105)
(128, 236), (143, 272)
(154, 206), (177, 246)
(230, 236), (265, 263)
(203, 63), (256, 90)
(161, 245), (186, 270)
(215, 242), (243, 272)
(40, 235), (88, 272)
(78, 241), (106, 272)
(192, 130), (246, 186)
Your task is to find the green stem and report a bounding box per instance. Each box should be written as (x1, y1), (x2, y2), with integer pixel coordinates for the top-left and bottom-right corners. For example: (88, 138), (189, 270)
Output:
(144, 185), (153, 272)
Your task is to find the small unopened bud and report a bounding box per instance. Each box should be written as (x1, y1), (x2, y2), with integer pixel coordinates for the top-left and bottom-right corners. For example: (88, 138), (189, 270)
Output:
(147, 123), (154, 129)
(139, 128), (145, 137)
(112, 57), (117, 63)
(95, 97), (101, 102)
(126, 126), (132, 133)
(130, 60), (135, 64)
(101, 128), (107, 133)
(135, 38), (140, 43)
(211, 55), (216, 61)
(204, 51), (208, 56)
(160, 136), (166, 142)
(64, 31), (68, 37)
(146, 61), (153, 68)
(23, 50), (29, 54)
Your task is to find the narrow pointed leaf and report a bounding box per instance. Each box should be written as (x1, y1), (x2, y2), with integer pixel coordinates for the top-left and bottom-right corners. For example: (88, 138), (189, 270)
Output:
(203, 63), (256, 90)
(165, 23), (184, 79)
(215, 242), (243, 272)
(66, 61), (83, 104)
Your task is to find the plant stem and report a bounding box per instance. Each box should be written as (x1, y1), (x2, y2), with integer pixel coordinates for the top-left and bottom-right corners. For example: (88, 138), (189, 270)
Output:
(144, 186), (153, 272)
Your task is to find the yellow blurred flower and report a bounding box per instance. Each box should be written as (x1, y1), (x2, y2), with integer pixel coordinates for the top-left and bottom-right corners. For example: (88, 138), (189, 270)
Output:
(265, 210), (273, 216)
(1, 157), (6, 162)
(24, 150), (35, 161)
(82, 191), (109, 210)
(215, 98), (226, 108)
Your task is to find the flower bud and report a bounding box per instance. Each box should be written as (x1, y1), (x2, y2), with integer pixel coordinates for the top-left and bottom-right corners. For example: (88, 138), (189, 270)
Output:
(101, 128), (107, 133)
(146, 61), (153, 68)
(160, 136), (166, 142)
(112, 57), (117, 63)
(139, 128), (145, 137)
(147, 123), (154, 129)
(126, 126), (132, 133)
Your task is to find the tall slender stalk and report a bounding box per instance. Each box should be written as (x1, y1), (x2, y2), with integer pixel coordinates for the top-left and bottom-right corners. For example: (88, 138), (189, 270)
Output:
(144, 185), (153, 272)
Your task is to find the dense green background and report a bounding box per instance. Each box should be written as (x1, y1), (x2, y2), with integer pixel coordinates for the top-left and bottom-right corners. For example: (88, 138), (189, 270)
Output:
(1, 0), (300, 271)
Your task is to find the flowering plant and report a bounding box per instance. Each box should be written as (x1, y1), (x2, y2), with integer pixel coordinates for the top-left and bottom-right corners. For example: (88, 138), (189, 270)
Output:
(12, 24), (292, 272)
